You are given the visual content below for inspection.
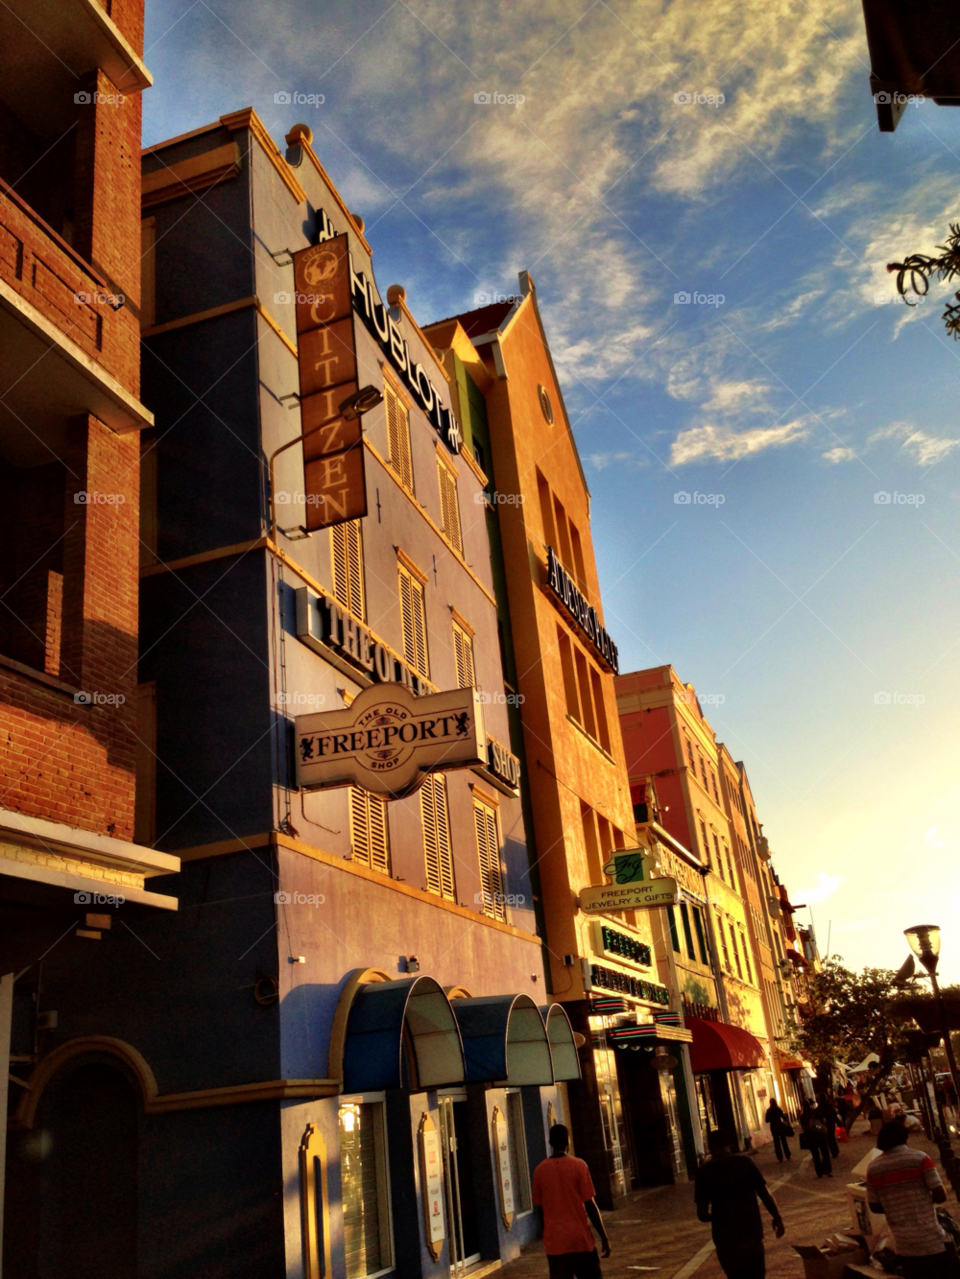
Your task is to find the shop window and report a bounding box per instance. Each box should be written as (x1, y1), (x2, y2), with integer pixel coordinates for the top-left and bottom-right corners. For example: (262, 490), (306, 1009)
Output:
(589, 667), (611, 753)
(537, 468), (557, 547)
(574, 648), (597, 739)
(421, 774), (455, 900)
(679, 901), (696, 962)
(398, 557), (429, 677)
(474, 796), (505, 921)
(558, 628), (580, 720)
(349, 787), (390, 874)
(333, 519), (365, 620)
(385, 383), (413, 492)
(339, 1101), (393, 1279)
(452, 617), (475, 689)
(506, 1092), (533, 1213)
(437, 457), (463, 555)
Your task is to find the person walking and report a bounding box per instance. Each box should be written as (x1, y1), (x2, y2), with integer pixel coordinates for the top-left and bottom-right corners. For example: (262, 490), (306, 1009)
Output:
(867, 1119), (957, 1278)
(816, 1092), (841, 1159)
(532, 1124), (611, 1278)
(799, 1102), (832, 1178)
(764, 1099), (793, 1163)
(695, 1129), (785, 1279)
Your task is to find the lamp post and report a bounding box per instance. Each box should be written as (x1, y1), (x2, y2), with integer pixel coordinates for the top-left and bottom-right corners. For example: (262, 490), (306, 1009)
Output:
(904, 925), (960, 1122)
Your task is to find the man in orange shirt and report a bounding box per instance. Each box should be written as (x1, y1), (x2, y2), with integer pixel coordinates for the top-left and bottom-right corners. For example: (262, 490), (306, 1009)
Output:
(532, 1124), (611, 1278)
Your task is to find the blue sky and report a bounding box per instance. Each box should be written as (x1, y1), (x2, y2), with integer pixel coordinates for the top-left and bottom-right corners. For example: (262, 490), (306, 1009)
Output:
(143, 0), (960, 981)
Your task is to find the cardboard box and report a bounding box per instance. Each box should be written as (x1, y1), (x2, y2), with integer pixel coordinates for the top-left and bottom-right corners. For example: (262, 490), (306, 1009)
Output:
(793, 1244), (868, 1279)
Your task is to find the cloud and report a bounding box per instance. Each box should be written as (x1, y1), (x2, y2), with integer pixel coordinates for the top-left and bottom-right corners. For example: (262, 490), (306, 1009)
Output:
(670, 417), (810, 465)
(701, 380), (773, 413)
(822, 446), (857, 463)
(870, 421), (960, 467)
(793, 872), (844, 904)
(586, 451), (648, 471)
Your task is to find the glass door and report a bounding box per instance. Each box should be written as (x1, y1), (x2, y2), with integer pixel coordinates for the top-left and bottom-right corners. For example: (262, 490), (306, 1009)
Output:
(658, 1070), (686, 1180)
(438, 1096), (481, 1274)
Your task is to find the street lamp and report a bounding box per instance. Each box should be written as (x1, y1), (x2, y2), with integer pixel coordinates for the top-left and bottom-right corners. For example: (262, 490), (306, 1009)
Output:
(905, 924), (960, 1120)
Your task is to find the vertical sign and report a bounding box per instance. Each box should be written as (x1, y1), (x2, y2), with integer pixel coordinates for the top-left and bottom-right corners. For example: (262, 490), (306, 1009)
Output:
(292, 235), (367, 530)
(418, 1112), (446, 1260)
(492, 1106), (515, 1229)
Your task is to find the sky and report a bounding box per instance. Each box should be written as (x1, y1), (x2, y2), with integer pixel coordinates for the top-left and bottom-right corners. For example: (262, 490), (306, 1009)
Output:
(143, 0), (960, 982)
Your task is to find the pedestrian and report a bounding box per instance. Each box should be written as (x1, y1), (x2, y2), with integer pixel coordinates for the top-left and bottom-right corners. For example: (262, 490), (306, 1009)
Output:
(532, 1124), (611, 1278)
(764, 1099), (793, 1163)
(695, 1129), (785, 1279)
(799, 1102), (832, 1178)
(866, 1119), (957, 1278)
(816, 1092), (841, 1159)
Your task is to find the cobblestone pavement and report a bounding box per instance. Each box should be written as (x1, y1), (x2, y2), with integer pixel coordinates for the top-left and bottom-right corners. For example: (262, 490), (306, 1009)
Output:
(499, 1120), (960, 1279)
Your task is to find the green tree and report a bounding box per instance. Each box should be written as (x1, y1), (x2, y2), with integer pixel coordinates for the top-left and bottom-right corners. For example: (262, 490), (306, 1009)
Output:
(790, 958), (911, 1074)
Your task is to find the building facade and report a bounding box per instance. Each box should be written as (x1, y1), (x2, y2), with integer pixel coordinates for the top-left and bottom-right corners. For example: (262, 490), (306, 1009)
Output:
(425, 291), (689, 1203)
(0, 1), (183, 1272)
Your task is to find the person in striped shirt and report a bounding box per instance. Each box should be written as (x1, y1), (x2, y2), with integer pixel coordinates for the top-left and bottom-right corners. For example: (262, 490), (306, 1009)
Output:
(866, 1120), (956, 1277)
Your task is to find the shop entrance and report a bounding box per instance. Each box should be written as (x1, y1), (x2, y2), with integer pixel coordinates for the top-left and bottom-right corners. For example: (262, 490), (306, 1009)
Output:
(438, 1094), (481, 1273)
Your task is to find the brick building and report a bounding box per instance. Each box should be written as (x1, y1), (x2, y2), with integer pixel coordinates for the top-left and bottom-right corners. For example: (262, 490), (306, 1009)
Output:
(0, 0), (180, 1273)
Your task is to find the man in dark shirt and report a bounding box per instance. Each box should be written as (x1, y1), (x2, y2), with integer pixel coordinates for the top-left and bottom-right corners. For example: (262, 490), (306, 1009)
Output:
(695, 1130), (785, 1278)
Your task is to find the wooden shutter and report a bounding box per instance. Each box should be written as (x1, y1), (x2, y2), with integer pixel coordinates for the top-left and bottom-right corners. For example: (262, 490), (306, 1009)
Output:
(332, 519), (365, 620)
(349, 786), (390, 873)
(474, 799), (505, 920)
(421, 774), (455, 900)
(385, 384), (413, 491)
(398, 563), (428, 677)
(452, 621), (475, 689)
(437, 460), (462, 554)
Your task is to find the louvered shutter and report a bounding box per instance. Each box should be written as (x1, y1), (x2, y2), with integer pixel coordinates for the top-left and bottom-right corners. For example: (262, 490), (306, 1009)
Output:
(421, 775), (454, 900)
(452, 623), (475, 689)
(399, 567), (416, 670)
(332, 520), (365, 620)
(474, 800), (505, 920)
(411, 577), (427, 676)
(332, 523), (349, 610)
(368, 794), (389, 873)
(386, 385), (413, 491)
(349, 786), (390, 873)
(438, 462), (462, 554)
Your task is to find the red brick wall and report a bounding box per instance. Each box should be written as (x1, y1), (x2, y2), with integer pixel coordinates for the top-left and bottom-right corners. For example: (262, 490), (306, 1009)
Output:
(104, 0), (146, 57)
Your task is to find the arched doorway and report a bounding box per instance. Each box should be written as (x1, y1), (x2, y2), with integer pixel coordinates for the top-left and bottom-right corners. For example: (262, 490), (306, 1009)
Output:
(6, 1060), (138, 1279)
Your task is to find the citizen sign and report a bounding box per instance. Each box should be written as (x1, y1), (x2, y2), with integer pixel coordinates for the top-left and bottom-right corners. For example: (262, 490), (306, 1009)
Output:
(545, 547), (619, 674)
(296, 683), (486, 798)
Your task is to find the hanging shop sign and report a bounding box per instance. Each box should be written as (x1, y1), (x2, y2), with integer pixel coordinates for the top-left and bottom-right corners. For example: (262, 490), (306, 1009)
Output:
(292, 235), (367, 530)
(590, 964), (671, 1005)
(418, 1113), (446, 1262)
(492, 1106), (515, 1229)
(579, 877), (679, 915)
(602, 848), (658, 886)
(296, 586), (434, 697)
(478, 736), (522, 796)
(296, 682), (486, 799)
(594, 923), (652, 969)
(545, 546), (619, 674)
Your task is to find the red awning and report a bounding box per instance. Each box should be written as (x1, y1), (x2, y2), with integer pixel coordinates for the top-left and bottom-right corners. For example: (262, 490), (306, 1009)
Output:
(777, 1050), (804, 1071)
(688, 1018), (766, 1072)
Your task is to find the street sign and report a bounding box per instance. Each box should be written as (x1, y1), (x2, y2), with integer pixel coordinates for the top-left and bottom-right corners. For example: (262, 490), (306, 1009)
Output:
(579, 877), (679, 915)
(295, 682), (485, 799)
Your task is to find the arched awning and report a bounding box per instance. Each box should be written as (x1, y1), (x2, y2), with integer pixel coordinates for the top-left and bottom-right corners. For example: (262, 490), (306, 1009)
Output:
(342, 976), (465, 1093)
(687, 1018), (765, 1072)
(451, 994), (553, 1085)
(542, 1004), (582, 1082)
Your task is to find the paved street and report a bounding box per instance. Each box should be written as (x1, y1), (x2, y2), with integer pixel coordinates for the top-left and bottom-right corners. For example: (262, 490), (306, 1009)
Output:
(501, 1120), (960, 1279)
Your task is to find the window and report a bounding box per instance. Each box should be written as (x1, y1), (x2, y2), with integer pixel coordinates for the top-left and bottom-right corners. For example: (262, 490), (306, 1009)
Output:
(552, 494), (574, 570)
(569, 519), (587, 595)
(349, 787), (390, 874)
(683, 730), (696, 769)
(451, 617), (475, 689)
(698, 752), (708, 788)
(574, 648), (597, 740)
(581, 802), (602, 885)
(437, 458), (463, 554)
(398, 558), (429, 677)
(718, 918), (731, 972)
(339, 1101), (393, 1279)
(474, 796), (505, 920)
(729, 922), (743, 979)
(385, 383), (413, 491)
(421, 774), (455, 900)
(679, 901), (696, 962)
(666, 905), (681, 953)
(332, 519), (365, 620)
(537, 468), (557, 547)
(699, 821), (709, 862)
(506, 1092), (533, 1213)
(711, 771), (719, 802)
(740, 928), (753, 983)
(589, 667), (611, 753)
(692, 906), (709, 964)
(558, 627), (580, 720)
